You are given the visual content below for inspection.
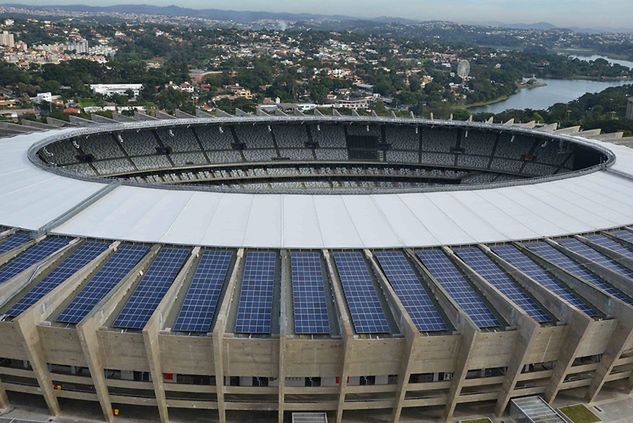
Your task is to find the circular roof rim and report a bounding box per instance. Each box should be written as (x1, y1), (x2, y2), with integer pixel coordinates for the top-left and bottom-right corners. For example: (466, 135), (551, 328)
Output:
(27, 116), (616, 196)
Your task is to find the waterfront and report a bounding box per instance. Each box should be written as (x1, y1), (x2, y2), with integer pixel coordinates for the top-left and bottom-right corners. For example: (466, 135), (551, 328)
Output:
(469, 78), (632, 114)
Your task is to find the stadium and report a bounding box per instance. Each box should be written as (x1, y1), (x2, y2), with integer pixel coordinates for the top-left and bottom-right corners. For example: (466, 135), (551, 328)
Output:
(1, 111), (633, 422)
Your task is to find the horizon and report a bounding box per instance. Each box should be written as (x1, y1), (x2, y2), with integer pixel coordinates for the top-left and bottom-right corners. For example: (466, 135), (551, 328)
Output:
(1, 0), (632, 30)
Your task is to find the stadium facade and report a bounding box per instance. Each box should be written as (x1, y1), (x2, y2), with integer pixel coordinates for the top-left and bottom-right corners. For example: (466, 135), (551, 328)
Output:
(1, 113), (633, 422)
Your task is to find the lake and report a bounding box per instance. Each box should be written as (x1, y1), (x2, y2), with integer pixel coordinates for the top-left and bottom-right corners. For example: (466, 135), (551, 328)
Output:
(569, 55), (633, 70)
(469, 78), (632, 114)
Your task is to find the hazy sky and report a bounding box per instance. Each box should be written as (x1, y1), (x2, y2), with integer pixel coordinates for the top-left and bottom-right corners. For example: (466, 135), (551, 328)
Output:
(5, 0), (633, 29)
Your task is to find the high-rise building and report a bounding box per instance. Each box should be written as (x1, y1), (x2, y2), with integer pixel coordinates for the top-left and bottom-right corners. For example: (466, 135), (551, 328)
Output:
(626, 97), (633, 121)
(0, 30), (15, 48)
(67, 39), (89, 54)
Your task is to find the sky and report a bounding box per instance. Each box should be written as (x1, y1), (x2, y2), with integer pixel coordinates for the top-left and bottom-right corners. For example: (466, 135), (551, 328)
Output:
(4, 0), (633, 29)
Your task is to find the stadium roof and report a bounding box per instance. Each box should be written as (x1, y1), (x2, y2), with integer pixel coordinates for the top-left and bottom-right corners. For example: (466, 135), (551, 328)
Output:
(2, 116), (633, 249)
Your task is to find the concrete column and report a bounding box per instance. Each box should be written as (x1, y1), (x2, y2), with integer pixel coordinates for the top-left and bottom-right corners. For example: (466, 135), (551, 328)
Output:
(588, 319), (633, 401)
(364, 249), (418, 422)
(278, 251), (290, 423)
(77, 244), (160, 423)
(0, 381), (9, 410)
(444, 247), (541, 417)
(481, 244), (594, 404)
(212, 249), (245, 423)
(11, 240), (116, 417)
(404, 249), (481, 422)
(517, 242), (633, 403)
(322, 250), (354, 423)
(143, 247), (200, 423)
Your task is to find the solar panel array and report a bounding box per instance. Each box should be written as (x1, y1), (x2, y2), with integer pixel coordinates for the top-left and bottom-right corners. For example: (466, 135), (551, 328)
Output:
(559, 238), (633, 280)
(112, 247), (190, 330)
(0, 233), (32, 254)
(375, 251), (448, 332)
(333, 251), (391, 334)
(454, 247), (551, 323)
(173, 250), (234, 333)
(0, 237), (70, 285)
(235, 251), (277, 335)
(6, 241), (109, 318)
(524, 241), (633, 306)
(610, 229), (633, 245)
(290, 252), (331, 335)
(585, 234), (633, 258)
(491, 245), (600, 318)
(416, 249), (501, 329)
(56, 244), (149, 324)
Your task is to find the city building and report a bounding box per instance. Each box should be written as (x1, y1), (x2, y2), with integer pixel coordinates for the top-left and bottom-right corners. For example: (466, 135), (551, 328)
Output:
(66, 39), (89, 54)
(89, 83), (143, 98)
(626, 97), (633, 121)
(0, 115), (633, 423)
(0, 30), (14, 48)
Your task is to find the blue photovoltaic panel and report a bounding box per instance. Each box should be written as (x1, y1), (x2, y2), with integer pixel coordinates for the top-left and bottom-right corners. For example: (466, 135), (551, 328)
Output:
(291, 252), (331, 335)
(416, 249), (501, 329)
(375, 251), (448, 332)
(492, 245), (600, 317)
(113, 247), (190, 330)
(173, 250), (234, 333)
(333, 251), (391, 334)
(611, 229), (633, 245)
(524, 241), (633, 306)
(585, 234), (633, 259)
(56, 244), (149, 324)
(0, 237), (70, 285)
(6, 241), (109, 318)
(235, 251), (277, 335)
(559, 237), (633, 280)
(0, 233), (32, 254)
(454, 247), (551, 323)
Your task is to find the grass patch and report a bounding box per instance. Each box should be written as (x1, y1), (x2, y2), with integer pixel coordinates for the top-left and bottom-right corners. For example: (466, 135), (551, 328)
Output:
(559, 404), (600, 423)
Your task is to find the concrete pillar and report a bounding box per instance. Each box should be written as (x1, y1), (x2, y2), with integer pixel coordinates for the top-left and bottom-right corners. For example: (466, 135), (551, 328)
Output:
(77, 244), (160, 423)
(278, 251), (290, 423)
(0, 381), (9, 410)
(11, 240), (116, 417)
(364, 249), (418, 423)
(212, 249), (245, 423)
(322, 250), (354, 423)
(143, 247), (200, 423)
(588, 320), (633, 401)
(481, 243), (594, 404)
(404, 249), (482, 422)
(443, 247), (541, 417)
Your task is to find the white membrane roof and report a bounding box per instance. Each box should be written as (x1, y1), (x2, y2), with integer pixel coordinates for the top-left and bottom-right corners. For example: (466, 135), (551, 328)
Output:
(2, 119), (633, 249)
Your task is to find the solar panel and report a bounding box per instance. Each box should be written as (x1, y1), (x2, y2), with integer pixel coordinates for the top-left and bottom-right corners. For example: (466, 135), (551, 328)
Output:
(0, 237), (70, 285)
(6, 240), (109, 318)
(112, 247), (190, 330)
(375, 251), (449, 332)
(416, 249), (501, 329)
(610, 229), (633, 245)
(524, 241), (633, 306)
(454, 247), (551, 323)
(584, 233), (633, 261)
(333, 251), (391, 334)
(559, 237), (633, 280)
(235, 251), (277, 335)
(0, 233), (32, 255)
(56, 244), (149, 324)
(173, 250), (234, 333)
(290, 252), (331, 335)
(491, 245), (600, 318)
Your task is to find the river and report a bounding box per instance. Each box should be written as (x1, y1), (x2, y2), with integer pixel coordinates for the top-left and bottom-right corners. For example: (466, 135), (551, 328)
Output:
(469, 78), (632, 114)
